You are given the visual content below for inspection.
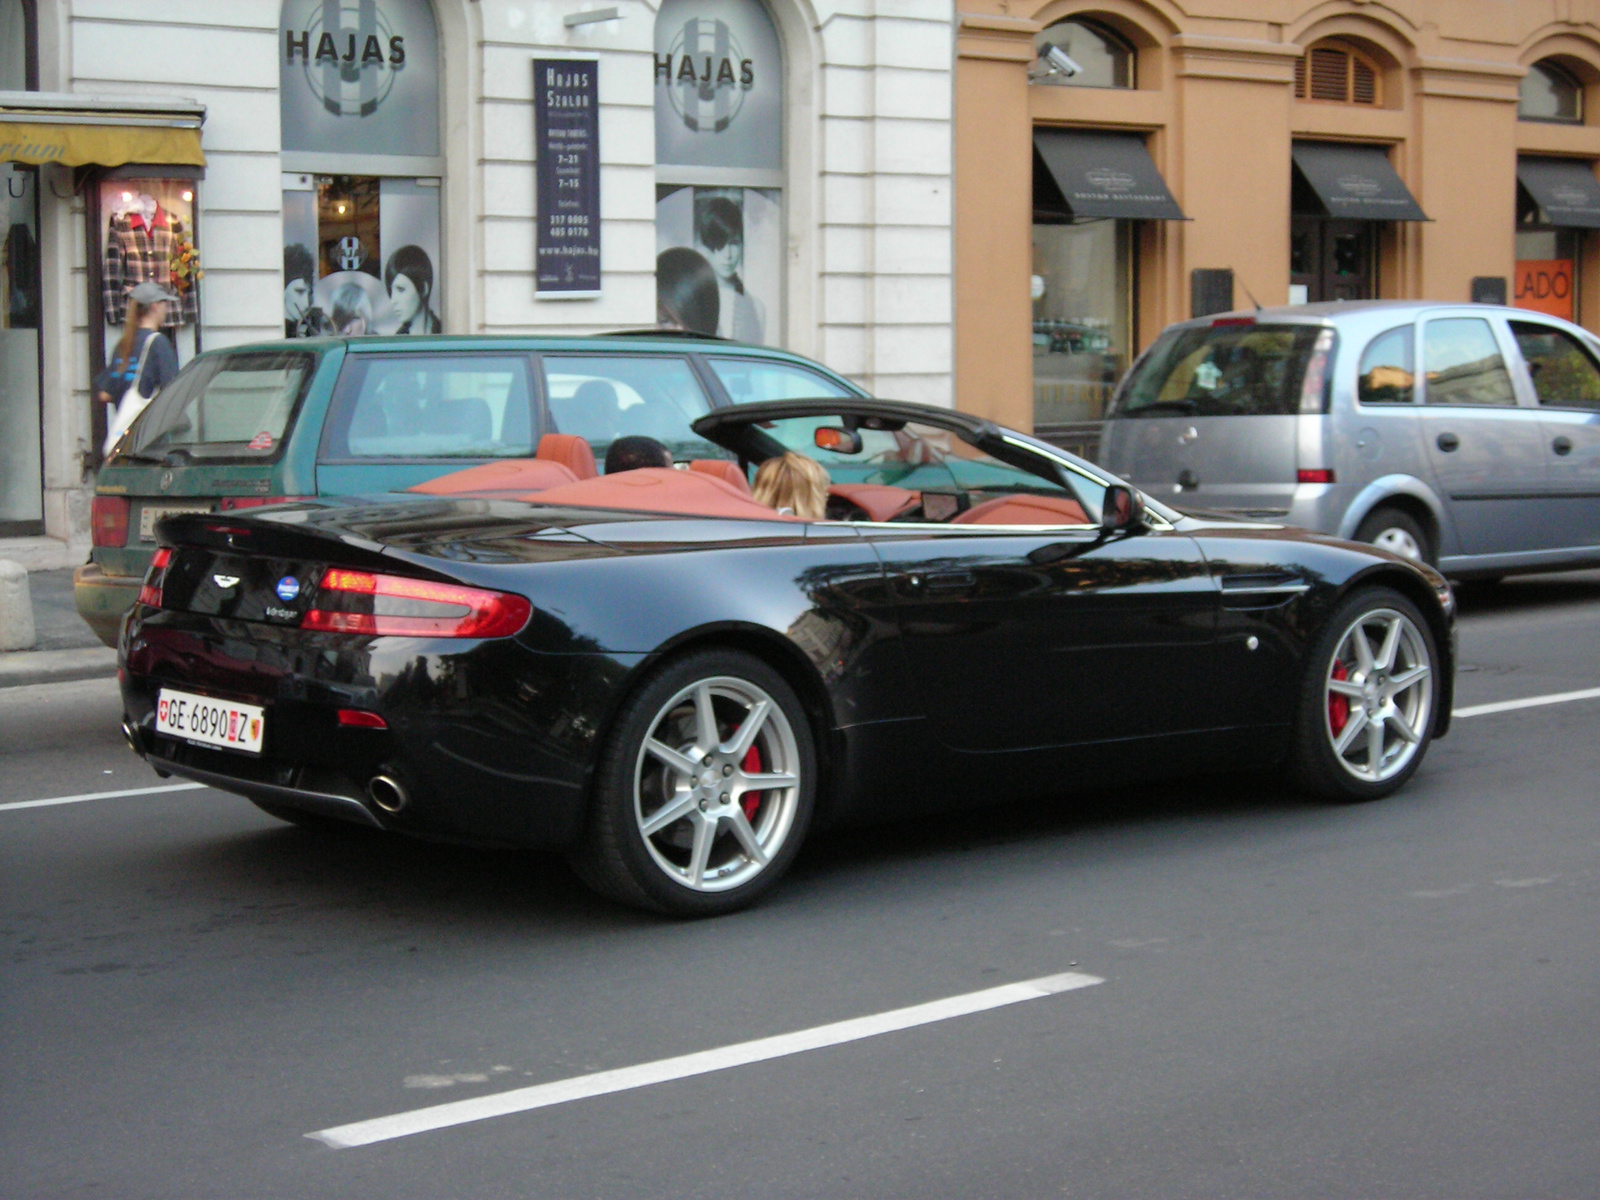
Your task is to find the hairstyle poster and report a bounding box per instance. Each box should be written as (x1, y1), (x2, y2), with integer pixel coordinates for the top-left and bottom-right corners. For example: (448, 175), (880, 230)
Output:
(655, 185), (780, 345)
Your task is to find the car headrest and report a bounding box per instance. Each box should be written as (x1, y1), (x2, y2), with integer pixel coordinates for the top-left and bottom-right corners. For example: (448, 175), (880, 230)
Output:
(827, 483), (920, 523)
(688, 460), (751, 495)
(409, 458), (578, 495)
(537, 433), (598, 480)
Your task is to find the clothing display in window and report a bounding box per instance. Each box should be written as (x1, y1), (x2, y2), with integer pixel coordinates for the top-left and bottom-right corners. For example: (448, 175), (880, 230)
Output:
(102, 199), (198, 328)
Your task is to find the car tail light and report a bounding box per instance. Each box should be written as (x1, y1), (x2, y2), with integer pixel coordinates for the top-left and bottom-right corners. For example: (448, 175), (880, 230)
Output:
(218, 495), (313, 511)
(303, 569), (532, 639)
(337, 708), (388, 729)
(1211, 316), (1255, 327)
(138, 547), (173, 608)
(91, 496), (130, 548)
(1297, 469), (1336, 484)
(1298, 327), (1337, 414)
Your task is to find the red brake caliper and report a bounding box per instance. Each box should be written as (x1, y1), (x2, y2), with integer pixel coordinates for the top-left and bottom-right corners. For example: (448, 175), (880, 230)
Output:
(741, 745), (762, 820)
(1328, 660), (1350, 735)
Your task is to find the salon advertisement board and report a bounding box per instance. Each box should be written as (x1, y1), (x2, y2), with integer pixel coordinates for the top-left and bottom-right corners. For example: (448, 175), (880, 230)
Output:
(534, 58), (602, 297)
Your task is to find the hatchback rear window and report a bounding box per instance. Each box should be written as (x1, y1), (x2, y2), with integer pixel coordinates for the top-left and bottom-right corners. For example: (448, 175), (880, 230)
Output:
(1111, 324), (1326, 417)
(129, 350), (315, 460)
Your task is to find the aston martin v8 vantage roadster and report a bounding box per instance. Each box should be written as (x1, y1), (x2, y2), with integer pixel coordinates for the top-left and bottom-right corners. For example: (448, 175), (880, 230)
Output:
(118, 399), (1456, 916)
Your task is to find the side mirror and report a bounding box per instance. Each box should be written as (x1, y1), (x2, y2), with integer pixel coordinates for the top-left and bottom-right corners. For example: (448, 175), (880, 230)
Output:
(814, 425), (863, 454)
(1100, 484), (1146, 535)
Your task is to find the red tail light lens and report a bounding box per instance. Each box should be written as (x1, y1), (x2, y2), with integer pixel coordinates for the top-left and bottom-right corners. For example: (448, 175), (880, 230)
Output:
(138, 547), (173, 608)
(1297, 469), (1336, 484)
(337, 708), (389, 729)
(218, 495), (313, 510)
(91, 496), (130, 548)
(304, 569), (532, 639)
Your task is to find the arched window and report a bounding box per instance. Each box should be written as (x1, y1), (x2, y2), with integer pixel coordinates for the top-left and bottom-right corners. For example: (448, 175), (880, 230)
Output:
(1521, 59), (1584, 124)
(1033, 18), (1135, 89)
(1295, 41), (1382, 106)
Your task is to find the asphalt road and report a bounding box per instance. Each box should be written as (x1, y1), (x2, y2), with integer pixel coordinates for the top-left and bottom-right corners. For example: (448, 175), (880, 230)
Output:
(2, 574), (1597, 1199)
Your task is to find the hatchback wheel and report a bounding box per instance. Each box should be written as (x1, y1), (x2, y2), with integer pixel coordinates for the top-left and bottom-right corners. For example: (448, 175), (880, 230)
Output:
(1354, 507), (1431, 565)
(572, 649), (815, 917)
(1291, 586), (1438, 802)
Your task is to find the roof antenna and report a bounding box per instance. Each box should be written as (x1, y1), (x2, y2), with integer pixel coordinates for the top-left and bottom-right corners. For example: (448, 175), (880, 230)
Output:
(1237, 275), (1264, 312)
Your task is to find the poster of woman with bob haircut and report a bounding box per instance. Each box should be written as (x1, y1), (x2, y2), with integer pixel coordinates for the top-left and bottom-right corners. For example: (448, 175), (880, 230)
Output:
(655, 185), (779, 344)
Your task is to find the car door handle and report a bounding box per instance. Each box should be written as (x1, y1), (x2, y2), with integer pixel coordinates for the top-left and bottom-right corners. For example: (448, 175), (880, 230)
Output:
(1436, 432), (1460, 452)
(915, 570), (976, 591)
(1553, 435), (1574, 456)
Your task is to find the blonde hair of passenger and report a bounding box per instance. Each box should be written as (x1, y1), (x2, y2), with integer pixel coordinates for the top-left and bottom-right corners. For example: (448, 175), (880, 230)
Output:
(752, 452), (829, 520)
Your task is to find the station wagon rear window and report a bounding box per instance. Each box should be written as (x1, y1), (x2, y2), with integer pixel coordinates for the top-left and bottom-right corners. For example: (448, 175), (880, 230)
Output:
(1111, 324), (1326, 417)
(322, 355), (539, 459)
(128, 350), (315, 460)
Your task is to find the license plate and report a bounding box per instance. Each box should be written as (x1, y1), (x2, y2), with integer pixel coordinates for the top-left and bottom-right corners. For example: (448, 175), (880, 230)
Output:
(139, 503), (210, 542)
(155, 688), (265, 755)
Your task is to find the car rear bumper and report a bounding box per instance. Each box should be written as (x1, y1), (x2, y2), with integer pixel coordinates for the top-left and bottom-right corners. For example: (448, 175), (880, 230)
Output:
(119, 610), (631, 848)
(75, 561), (139, 649)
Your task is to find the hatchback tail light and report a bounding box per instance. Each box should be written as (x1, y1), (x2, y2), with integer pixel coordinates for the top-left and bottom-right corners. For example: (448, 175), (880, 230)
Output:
(1297, 469), (1336, 484)
(218, 495), (313, 511)
(91, 496), (130, 548)
(138, 547), (173, 608)
(303, 569), (532, 639)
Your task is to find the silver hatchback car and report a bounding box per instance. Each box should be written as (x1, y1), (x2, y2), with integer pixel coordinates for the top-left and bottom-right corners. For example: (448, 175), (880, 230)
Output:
(1099, 301), (1600, 579)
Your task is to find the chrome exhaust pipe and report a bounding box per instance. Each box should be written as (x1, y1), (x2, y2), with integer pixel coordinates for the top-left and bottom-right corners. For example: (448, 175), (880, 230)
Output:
(367, 774), (409, 814)
(121, 719), (142, 756)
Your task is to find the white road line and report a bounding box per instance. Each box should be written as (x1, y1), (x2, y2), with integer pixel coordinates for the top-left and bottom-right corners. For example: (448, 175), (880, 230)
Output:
(308, 970), (1104, 1150)
(0, 782), (207, 813)
(1453, 686), (1600, 720)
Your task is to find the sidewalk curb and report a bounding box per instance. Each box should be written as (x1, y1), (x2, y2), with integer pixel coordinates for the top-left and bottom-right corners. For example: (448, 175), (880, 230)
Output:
(0, 647), (119, 689)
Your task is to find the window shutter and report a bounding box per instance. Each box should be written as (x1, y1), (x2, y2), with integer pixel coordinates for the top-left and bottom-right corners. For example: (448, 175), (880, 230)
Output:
(1309, 47), (1349, 102)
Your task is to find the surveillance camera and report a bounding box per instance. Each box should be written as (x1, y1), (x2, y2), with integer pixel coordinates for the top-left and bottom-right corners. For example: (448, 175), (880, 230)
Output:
(1043, 45), (1082, 77)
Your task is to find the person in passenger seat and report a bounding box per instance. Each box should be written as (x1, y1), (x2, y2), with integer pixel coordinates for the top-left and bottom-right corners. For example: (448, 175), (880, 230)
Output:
(752, 453), (829, 519)
(604, 436), (674, 474)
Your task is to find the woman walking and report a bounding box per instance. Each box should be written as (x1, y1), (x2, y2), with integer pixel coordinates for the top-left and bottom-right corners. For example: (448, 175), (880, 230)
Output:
(95, 281), (180, 456)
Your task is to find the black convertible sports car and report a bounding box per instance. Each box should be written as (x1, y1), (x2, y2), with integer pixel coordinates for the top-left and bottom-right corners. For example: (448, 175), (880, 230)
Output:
(118, 398), (1455, 916)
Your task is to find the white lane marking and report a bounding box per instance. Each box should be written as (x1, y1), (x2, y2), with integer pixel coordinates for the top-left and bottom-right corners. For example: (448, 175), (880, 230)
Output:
(309, 970), (1104, 1150)
(0, 782), (207, 813)
(1453, 686), (1600, 719)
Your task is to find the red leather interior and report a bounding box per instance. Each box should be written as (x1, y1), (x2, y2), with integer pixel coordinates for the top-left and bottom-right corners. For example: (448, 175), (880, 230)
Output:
(950, 494), (1089, 526)
(827, 483), (919, 522)
(409, 458), (577, 495)
(689, 460), (752, 495)
(537, 433), (598, 480)
(526, 467), (799, 520)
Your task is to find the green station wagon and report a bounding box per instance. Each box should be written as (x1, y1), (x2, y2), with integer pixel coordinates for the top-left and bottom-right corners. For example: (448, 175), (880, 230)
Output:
(77, 333), (865, 646)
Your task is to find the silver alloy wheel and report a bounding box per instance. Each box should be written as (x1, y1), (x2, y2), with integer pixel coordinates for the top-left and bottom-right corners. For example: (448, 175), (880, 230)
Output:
(633, 675), (802, 892)
(1371, 526), (1423, 561)
(1324, 607), (1434, 783)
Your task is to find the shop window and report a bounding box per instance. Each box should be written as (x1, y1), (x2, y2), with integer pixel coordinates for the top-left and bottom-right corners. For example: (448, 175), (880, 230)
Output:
(280, 0), (443, 337)
(1520, 59), (1584, 124)
(1294, 42), (1381, 106)
(0, 0), (42, 534)
(654, 0), (785, 345)
(1033, 19), (1135, 89)
(1031, 219), (1134, 428)
(1515, 181), (1583, 323)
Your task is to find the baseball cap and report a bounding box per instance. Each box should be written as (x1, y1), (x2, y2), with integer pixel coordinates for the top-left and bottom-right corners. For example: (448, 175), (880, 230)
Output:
(129, 281), (180, 304)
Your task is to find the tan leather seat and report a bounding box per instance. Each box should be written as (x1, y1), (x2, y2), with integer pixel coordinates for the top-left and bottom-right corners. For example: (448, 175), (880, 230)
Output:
(689, 460), (751, 495)
(537, 433), (598, 480)
(409, 459), (577, 495)
(827, 483), (919, 522)
(950, 493), (1088, 526)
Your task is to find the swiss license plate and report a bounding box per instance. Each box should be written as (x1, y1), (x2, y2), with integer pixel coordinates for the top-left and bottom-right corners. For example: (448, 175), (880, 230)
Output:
(155, 688), (265, 755)
(139, 503), (210, 542)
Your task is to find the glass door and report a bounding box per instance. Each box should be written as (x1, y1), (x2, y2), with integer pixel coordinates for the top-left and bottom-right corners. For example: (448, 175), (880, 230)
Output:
(0, 159), (42, 534)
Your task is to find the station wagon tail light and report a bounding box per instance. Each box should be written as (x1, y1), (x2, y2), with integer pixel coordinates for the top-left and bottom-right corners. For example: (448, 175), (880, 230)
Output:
(1297, 469), (1336, 484)
(138, 548), (173, 608)
(91, 495), (130, 547)
(1298, 327), (1337, 414)
(303, 569), (532, 639)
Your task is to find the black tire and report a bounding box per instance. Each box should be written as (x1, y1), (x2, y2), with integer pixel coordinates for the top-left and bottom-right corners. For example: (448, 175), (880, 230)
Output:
(570, 649), (817, 917)
(1290, 586), (1440, 803)
(1354, 507), (1433, 566)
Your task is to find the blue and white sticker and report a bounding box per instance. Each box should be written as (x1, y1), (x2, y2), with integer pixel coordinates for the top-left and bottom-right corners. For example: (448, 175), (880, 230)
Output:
(275, 575), (301, 602)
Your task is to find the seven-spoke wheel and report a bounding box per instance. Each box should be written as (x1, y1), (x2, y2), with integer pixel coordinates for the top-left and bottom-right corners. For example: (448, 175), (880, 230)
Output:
(572, 650), (815, 916)
(1293, 587), (1438, 802)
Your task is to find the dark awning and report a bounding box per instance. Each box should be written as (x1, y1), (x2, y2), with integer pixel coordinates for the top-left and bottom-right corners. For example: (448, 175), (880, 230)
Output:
(1033, 130), (1187, 221)
(1516, 157), (1600, 229)
(1291, 141), (1427, 222)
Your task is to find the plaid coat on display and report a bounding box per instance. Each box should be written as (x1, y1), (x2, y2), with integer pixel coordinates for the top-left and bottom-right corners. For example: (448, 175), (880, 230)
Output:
(102, 207), (199, 327)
